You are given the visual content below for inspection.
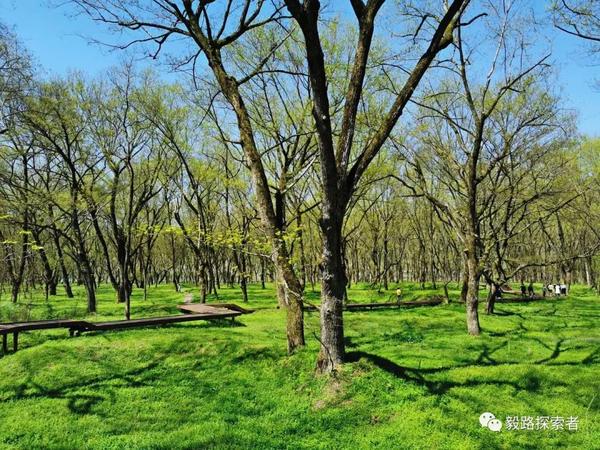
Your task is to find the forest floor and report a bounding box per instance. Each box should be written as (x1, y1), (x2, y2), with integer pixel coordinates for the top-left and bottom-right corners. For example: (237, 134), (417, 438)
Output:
(0, 282), (598, 449)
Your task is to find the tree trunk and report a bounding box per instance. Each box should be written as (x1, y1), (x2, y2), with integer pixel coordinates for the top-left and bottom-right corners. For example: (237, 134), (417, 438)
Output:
(443, 281), (450, 304)
(81, 262), (97, 314)
(486, 283), (499, 315)
(275, 251), (305, 353)
(75, 235), (96, 313)
(11, 282), (21, 304)
(52, 232), (73, 298)
(316, 206), (346, 373)
(260, 257), (266, 289)
(584, 256), (596, 289)
(465, 254), (481, 335)
(34, 229), (58, 296)
(275, 266), (287, 308)
(460, 256), (469, 303)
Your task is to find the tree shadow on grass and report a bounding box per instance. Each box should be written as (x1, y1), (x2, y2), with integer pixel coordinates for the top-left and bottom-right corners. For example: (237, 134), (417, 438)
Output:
(345, 339), (592, 396)
(231, 346), (280, 364)
(4, 348), (175, 415)
(345, 350), (532, 395)
(492, 308), (526, 319)
(582, 347), (600, 364)
(488, 320), (529, 337)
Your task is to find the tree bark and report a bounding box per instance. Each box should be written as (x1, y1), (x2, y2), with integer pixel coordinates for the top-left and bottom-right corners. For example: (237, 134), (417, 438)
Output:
(316, 204), (346, 372)
(52, 231), (73, 298)
(465, 250), (481, 335)
(486, 283), (499, 315)
(461, 256), (469, 303)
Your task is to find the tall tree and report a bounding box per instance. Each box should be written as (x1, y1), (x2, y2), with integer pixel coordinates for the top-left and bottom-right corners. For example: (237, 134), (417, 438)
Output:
(398, 0), (553, 334)
(71, 0), (470, 371)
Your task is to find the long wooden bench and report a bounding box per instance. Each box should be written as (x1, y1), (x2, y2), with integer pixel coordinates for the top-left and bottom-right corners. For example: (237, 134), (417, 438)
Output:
(178, 303), (255, 315)
(0, 319), (89, 353)
(303, 298), (443, 312)
(0, 309), (242, 355)
(79, 312), (241, 332)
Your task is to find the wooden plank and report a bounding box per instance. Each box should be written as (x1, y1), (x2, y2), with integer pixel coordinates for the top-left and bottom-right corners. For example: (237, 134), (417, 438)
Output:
(177, 304), (232, 315)
(82, 311), (241, 332)
(0, 309), (243, 353)
(0, 319), (89, 333)
(178, 303), (255, 315)
(303, 299), (443, 312)
(205, 303), (255, 314)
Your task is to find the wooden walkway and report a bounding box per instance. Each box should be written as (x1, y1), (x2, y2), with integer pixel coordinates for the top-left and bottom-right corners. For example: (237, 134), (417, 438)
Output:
(0, 305), (247, 355)
(495, 295), (551, 303)
(178, 303), (255, 315)
(303, 298), (443, 312)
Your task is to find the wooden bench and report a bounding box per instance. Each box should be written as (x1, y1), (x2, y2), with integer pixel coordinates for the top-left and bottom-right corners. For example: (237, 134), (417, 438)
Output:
(77, 311), (241, 333)
(178, 303), (255, 315)
(303, 298), (443, 312)
(0, 319), (89, 353)
(0, 309), (242, 355)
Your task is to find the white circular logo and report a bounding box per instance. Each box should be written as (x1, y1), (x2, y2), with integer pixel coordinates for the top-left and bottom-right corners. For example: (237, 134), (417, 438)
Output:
(479, 412), (495, 427)
(488, 418), (503, 432)
(479, 412), (502, 432)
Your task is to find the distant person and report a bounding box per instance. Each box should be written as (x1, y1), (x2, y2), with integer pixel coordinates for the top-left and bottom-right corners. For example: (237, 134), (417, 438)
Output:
(520, 282), (526, 296)
(561, 284), (567, 295)
(555, 284), (561, 296)
(396, 287), (402, 303)
(495, 288), (502, 302)
(527, 282), (534, 297)
(542, 285), (547, 298)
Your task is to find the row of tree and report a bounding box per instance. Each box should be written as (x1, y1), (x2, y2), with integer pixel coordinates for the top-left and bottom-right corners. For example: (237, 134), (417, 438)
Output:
(1, 0), (599, 372)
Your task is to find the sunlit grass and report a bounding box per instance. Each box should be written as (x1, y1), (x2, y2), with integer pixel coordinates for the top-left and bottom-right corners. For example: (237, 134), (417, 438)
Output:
(0, 282), (598, 449)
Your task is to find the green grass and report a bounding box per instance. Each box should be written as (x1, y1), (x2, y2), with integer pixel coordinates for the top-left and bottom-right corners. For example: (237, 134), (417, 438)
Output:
(0, 282), (598, 449)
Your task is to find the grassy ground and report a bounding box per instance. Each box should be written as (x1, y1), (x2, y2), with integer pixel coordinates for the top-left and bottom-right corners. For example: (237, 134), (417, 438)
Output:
(0, 282), (598, 449)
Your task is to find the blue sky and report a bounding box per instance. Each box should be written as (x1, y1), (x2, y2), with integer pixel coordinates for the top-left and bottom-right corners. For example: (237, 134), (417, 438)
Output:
(2, 0), (598, 136)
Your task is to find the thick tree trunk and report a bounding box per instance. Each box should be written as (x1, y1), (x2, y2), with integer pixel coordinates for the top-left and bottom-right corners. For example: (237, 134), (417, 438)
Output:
(275, 250), (305, 353)
(275, 266), (287, 308)
(465, 254), (481, 335)
(316, 206), (346, 373)
(297, 212), (307, 289)
(80, 261), (97, 314)
(461, 257), (469, 303)
(486, 283), (499, 315)
(11, 282), (21, 304)
(584, 256), (596, 289)
(204, 42), (305, 353)
(74, 228), (96, 313)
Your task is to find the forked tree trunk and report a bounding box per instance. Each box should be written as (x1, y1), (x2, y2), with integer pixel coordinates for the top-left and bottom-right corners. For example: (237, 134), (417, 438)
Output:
(274, 249), (305, 353)
(486, 283), (499, 315)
